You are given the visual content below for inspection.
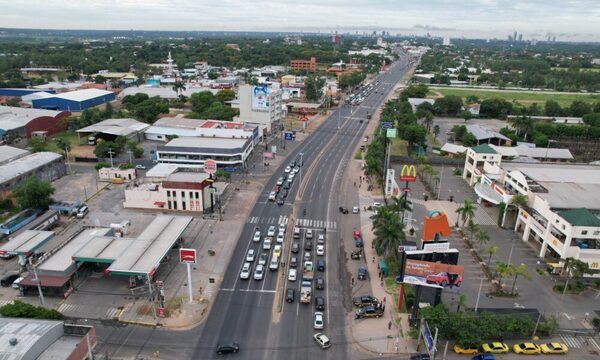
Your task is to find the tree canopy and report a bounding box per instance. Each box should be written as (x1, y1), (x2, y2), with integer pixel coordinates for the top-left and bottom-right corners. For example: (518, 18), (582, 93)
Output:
(12, 177), (55, 209)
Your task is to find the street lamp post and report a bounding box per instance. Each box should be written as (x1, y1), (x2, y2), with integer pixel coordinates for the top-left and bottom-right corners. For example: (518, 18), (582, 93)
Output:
(29, 257), (45, 306)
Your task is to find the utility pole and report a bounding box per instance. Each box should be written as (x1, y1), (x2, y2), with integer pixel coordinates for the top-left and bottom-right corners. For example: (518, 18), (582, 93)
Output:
(29, 257), (45, 306)
(108, 148), (115, 168)
(127, 150), (133, 165)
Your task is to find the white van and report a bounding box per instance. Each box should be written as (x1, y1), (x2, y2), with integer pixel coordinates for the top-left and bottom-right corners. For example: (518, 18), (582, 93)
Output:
(269, 256), (279, 271)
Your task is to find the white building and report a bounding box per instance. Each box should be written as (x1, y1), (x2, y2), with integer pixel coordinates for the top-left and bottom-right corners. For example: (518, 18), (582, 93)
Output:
(462, 145), (600, 276)
(145, 117), (259, 145)
(155, 136), (254, 167)
(238, 84), (283, 133)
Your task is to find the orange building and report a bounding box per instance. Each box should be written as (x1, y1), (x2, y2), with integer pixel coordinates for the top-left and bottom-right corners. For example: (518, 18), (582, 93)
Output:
(290, 57), (317, 72)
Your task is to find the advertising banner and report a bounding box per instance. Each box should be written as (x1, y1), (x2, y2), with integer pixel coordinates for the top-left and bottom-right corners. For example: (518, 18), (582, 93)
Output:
(403, 259), (464, 288)
(252, 85), (270, 111)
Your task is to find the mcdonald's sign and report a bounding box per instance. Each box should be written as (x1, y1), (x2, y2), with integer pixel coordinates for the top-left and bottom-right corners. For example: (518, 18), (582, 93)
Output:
(399, 165), (417, 182)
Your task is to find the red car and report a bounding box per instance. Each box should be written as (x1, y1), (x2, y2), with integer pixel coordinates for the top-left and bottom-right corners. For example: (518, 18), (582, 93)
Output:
(274, 185), (280, 193)
(353, 229), (361, 239)
(426, 272), (462, 287)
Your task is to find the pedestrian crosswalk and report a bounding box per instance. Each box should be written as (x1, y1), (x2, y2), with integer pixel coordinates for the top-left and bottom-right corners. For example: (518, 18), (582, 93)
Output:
(57, 303), (121, 319)
(247, 216), (337, 230)
(560, 333), (600, 350)
(295, 218), (337, 230)
(0, 300), (14, 307)
(473, 205), (497, 226)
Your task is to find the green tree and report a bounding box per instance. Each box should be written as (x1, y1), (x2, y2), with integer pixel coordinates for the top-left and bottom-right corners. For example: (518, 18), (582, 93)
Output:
(486, 246), (499, 267)
(533, 133), (549, 147)
(371, 206), (405, 261)
(207, 71), (219, 80)
(305, 75), (325, 102)
(455, 294), (468, 313)
(433, 95), (463, 116)
(461, 132), (477, 147)
(460, 110), (472, 122)
(509, 263), (531, 294)
(512, 116), (535, 141)
(399, 124), (427, 148)
(433, 124), (440, 139)
(172, 81), (186, 98)
(94, 140), (118, 158)
(455, 199), (476, 227)
(544, 100), (563, 117)
(475, 228), (490, 251)
(215, 89), (236, 103)
(12, 177), (55, 209)
(563, 257), (594, 286)
(190, 91), (216, 113)
(569, 100), (592, 117)
(6, 97), (21, 107)
(495, 261), (511, 286)
(390, 196), (412, 222)
(53, 138), (71, 157)
(28, 137), (47, 153)
(0, 300), (63, 320)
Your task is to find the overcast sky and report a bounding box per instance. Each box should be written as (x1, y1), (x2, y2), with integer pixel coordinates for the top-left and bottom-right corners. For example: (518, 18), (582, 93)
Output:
(2, 0), (599, 41)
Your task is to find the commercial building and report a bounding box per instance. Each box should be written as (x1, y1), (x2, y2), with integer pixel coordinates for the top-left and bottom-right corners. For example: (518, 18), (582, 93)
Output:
(145, 117), (259, 145)
(98, 167), (137, 182)
(238, 84), (283, 133)
(462, 144), (600, 275)
(453, 142), (573, 167)
(0, 152), (66, 195)
(124, 171), (214, 212)
(76, 118), (150, 143)
(118, 85), (218, 100)
(0, 106), (70, 141)
(0, 145), (29, 165)
(155, 136), (254, 167)
(32, 89), (116, 111)
(289, 57), (317, 72)
(0, 318), (96, 360)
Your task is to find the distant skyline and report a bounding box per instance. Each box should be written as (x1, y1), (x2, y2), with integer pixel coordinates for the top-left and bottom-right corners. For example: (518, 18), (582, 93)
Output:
(1, 0), (599, 42)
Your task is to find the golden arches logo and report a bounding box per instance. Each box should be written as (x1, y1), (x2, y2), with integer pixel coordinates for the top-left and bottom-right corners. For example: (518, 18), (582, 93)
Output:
(399, 165), (417, 182)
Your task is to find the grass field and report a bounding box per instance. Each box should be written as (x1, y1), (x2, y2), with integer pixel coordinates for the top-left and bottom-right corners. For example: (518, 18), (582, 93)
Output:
(390, 138), (408, 156)
(428, 87), (600, 108)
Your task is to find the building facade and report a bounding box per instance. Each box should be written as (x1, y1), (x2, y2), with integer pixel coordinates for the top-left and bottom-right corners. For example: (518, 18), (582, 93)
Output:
(32, 89), (116, 111)
(155, 136), (254, 167)
(289, 57), (317, 72)
(238, 84), (283, 133)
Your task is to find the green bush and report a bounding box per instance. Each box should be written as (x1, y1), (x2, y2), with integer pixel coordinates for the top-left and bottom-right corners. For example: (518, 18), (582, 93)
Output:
(354, 150), (362, 160)
(592, 317), (600, 329)
(0, 300), (63, 320)
(95, 162), (112, 170)
(498, 202), (506, 227)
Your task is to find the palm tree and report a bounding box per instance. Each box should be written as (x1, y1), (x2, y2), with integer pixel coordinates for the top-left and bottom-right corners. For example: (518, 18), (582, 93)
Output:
(455, 294), (468, 313)
(475, 228), (490, 251)
(371, 206), (406, 260)
(424, 111), (434, 133)
(485, 246), (498, 267)
(433, 125), (440, 139)
(495, 261), (510, 287)
(390, 196), (412, 223)
(172, 81), (186, 98)
(465, 220), (479, 246)
(455, 199), (476, 227)
(510, 194), (528, 208)
(512, 116), (534, 141)
(509, 264), (531, 294)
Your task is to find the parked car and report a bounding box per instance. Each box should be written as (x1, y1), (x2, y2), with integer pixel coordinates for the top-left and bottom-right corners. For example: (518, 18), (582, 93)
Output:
(358, 266), (368, 280)
(279, 223), (286, 234)
(481, 342), (509, 354)
(216, 342), (239, 355)
(353, 229), (361, 239)
(512, 343), (541, 355)
(426, 272), (462, 287)
(286, 288), (295, 303)
(306, 229), (313, 239)
(540, 342), (568, 354)
(135, 164), (146, 170)
(409, 354), (430, 360)
(284, 166), (291, 173)
(355, 237), (363, 248)
(352, 206), (360, 214)
(352, 295), (379, 307)
(471, 354), (495, 360)
(313, 333), (331, 349)
(11, 277), (24, 289)
(355, 305), (384, 319)
(76, 206), (89, 219)
(304, 251), (311, 261)
(317, 234), (325, 244)
(453, 344), (480, 354)
(304, 241), (313, 251)
(276, 177), (285, 186)
(0, 274), (19, 287)
(291, 242), (300, 253)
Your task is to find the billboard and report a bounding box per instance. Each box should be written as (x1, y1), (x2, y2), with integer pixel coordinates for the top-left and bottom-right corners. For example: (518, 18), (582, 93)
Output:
(403, 259), (464, 288)
(252, 85), (270, 111)
(399, 164), (417, 182)
(179, 248), (197, 264)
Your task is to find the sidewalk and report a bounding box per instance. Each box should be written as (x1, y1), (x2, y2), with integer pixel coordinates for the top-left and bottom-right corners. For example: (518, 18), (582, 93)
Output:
(117, 135), (301, 329)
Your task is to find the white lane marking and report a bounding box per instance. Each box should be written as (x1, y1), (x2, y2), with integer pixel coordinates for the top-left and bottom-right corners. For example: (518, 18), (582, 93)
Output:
(220, 288), (276, 293)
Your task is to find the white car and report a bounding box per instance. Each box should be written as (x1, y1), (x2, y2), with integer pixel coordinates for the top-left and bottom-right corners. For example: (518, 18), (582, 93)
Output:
(246, 249), (256, 262)
(279, 223), (286, 234)
(277, 232), (285, 243)
(276, 177), (285, 186)
(304, 251), (311, 261)
(268, 192), (277, 201)
(240, 262), (252, 280)
(273, 244), (282, 258)
(287, 172), (295, 181)
(135, 164), (146, 170)
(258, 253), (268, 265)
(306, 229), (313, 239)
(252, 229), (261, 242)
(313, 332), (331, 349)
(284, 166), (292, 173)
(288, 268), (297, 281)
(263, 238), (272, 250)
(317, 234), (325, 244)
(314, 312), (324, 330)
(293, 167), (300, 174)
(352, 206), (360, 214)
(267, 225), (276, 237)
(269, 256), (279, 271)
(254, 264), (264, 280)
(316, 244), (325, 256)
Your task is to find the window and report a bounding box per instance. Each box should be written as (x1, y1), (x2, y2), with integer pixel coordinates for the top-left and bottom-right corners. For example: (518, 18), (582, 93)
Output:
(582, 230), (588, 235)
(195, 192), (199, 199)
(181, 191), (185, 198)
(168, 201), (172, 210)
(190, 192), (193, 199)
(167, 191), (171, 197)
(173, 201), (178, 210)
(157, 135), (163, 139)
(182, 201), (186, 210)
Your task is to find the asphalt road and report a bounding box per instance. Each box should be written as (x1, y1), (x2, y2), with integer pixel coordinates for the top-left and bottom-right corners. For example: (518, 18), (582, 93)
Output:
(93, 54), (416, 359)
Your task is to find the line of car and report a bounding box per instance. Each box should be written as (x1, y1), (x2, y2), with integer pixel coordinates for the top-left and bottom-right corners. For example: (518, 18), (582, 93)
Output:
(453, 341), (569, 356)
(269, 155), (304, 205)
(240, 223), (287, 281)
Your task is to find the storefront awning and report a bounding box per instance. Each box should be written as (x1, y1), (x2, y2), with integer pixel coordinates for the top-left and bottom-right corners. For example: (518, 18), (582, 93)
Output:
(19, 274), (71, 288)
(154, 201), (166, 206)
(474, 182), (504, 205)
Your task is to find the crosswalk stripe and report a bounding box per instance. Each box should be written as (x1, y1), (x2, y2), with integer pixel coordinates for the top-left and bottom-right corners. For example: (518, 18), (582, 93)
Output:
(589, 337), (600, 351)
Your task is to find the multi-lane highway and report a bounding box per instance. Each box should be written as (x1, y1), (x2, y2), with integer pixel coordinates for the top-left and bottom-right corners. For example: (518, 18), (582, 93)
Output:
(94, 53), (414, 359)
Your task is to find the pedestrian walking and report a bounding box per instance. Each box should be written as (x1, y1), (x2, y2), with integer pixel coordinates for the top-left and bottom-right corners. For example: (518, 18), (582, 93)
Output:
(388, 321), (392, 330)
(372, 256), (375, 263)
(354, 181), (356, 187)
(351, 277), (355, 286)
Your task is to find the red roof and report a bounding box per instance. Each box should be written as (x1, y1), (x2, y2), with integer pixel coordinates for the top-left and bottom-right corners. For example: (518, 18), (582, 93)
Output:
(20, 274), (71, 288)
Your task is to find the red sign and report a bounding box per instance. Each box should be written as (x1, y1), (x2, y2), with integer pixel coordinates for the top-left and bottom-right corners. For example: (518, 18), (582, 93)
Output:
(157, 307), (166, 318)
(400, 165), (417, 182)
(204, 159), (217, 175)
(179, 248), (197, 264)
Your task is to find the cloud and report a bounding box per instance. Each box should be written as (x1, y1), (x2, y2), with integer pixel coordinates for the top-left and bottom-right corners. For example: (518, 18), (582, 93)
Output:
(0, 0), (598, 41)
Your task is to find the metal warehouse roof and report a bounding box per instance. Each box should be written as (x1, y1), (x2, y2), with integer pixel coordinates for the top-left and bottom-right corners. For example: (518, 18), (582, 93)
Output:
(466, 124), (510, 142)
(0, 152), (63, 185)
(0, 230), (53, 256)
(76, 118), (149, 136)
(72, 236), (135, 263)
(145, 163), (204, 178)
(107, 215), (192, 275)
(50, 89), (113, 102)
(0, 318), (64, 360)
(164, 136), (249, 150)
(0, 145), (30, 165)
(0, 106), (64, 131)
